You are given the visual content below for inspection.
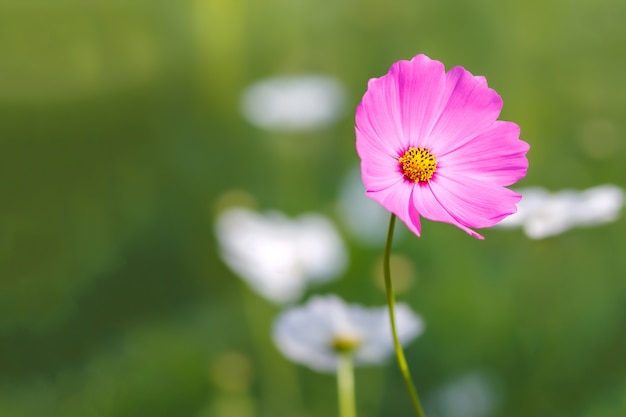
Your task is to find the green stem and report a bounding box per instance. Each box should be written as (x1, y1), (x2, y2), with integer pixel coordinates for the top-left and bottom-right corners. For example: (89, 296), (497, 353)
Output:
(383, 214), (426, 417)
(337, 353), (357, 417)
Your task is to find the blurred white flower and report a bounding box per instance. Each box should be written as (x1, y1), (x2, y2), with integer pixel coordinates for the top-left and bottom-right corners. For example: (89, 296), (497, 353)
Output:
(240, 75), (346, 131)
(574, 184), (625, 225)
(337, 166), (402, 246)
(497, 185), (625, 239)
(272, 294), (424, 373)
(215, 207), (348, 304)
(428, 372), (500, 417)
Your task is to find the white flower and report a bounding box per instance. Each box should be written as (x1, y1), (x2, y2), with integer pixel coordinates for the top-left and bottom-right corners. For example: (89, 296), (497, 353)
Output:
(215, 207), (348, 304)
(240, 75), (346, 131)
(272, 294), (424, 373)
(497, 185), (625, 239)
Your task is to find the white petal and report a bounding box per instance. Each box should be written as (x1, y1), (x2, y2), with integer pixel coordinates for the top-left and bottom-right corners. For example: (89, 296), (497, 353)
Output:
(574, 184), (624, 226)
(215, 208), (347, 304)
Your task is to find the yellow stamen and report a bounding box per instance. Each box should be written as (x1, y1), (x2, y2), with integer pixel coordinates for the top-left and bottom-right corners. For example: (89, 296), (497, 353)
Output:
(398, 147), (437, 182)
(330, 335), (361, 354)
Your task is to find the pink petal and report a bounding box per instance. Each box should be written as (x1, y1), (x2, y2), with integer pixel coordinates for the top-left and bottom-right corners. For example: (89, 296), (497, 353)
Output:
(473, 75), (488, 89)
(355, 72), (407, 155)
(439, 121), (530, 186)
(366, 182), (421, 236)
(429, 172), (522, 229)
(356, 122), (403, 192)
(412, 184), (484, 239)
(392, 55), (450, 147)
(359, 149), (403, 193)
(423, 66), (503, 155)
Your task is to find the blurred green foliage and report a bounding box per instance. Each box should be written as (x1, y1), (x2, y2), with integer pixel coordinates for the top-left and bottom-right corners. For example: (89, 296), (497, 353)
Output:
(1, 0), (625, 416)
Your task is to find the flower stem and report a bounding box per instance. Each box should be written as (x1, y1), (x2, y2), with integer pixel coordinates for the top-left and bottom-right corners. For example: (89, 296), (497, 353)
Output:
(337, 353), (357, 417)
(383, 214), (426, 417)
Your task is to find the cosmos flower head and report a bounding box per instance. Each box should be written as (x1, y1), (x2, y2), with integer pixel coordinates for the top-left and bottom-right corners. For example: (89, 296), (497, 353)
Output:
(215, 207), (348, 304)
(355, 54), (530, 239)
(272, 294), (424, 373)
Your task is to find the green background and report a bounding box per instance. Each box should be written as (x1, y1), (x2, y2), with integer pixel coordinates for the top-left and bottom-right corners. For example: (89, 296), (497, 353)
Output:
(1, 0), (625, 416)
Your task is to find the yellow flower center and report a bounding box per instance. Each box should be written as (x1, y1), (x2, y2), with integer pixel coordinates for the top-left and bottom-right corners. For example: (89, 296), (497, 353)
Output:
(399, 147), (437, 182)
(330, 335), (361, 354)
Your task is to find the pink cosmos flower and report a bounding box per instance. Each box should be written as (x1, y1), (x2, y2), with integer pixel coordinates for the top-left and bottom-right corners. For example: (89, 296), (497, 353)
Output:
(355, 54), (530, 239)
